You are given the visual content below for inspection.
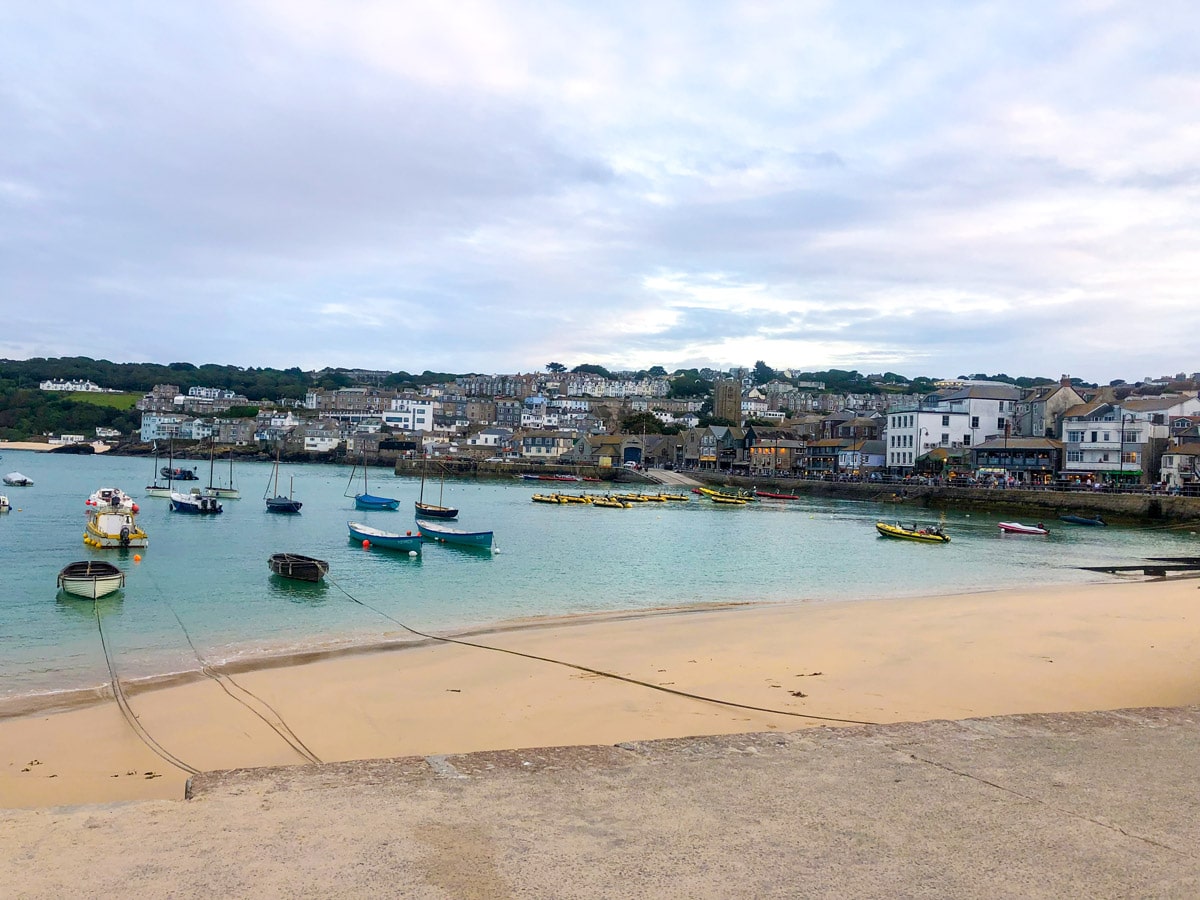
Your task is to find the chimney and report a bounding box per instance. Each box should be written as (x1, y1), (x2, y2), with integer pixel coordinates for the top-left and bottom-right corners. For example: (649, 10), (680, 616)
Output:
(1060, 374), (1071, 387)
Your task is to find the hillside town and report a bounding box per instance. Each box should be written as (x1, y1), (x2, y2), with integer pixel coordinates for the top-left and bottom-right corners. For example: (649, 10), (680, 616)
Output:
(41, 365), (1187, 493)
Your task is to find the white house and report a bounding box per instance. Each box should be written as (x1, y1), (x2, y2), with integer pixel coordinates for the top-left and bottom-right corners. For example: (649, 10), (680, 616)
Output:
(40, 379), (107, 392)
(886, 384), (1019, 471)
(1061, 396), (1200, 484)
(381, 398), (434, 432)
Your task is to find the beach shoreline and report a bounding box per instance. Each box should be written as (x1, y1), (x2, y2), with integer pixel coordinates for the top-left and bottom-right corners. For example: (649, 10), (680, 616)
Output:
(3, 577), (1200, 810)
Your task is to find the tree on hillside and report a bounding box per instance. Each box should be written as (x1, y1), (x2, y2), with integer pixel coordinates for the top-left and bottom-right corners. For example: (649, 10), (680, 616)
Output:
(546, 362), (567, 374)
(620, 412), (664, 434)
(668, 370), (712, 398)
(572, 363), (614, 379)
(752, 360), (776, 385)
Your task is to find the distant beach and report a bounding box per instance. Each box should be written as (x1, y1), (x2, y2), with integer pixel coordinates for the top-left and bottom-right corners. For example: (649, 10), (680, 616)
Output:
(3, 577), (1199, 809)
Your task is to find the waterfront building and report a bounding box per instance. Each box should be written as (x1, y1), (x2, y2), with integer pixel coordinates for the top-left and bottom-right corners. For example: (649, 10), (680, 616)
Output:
(969, 437), (1063, 485)
(886, 384), (1020, 474)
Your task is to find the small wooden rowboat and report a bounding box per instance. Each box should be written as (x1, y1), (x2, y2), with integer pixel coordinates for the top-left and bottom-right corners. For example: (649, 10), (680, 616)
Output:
(268, 553), (329, 582)
(57, 560), (126, 599)
(998, 521), (1049, 535)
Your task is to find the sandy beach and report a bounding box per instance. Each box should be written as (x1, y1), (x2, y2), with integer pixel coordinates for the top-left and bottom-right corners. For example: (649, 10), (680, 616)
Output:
(3, 576), (1200, 810)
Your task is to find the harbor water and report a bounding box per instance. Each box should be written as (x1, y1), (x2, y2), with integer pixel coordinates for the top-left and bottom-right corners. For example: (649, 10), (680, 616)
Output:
(2, 450), (1196, 711)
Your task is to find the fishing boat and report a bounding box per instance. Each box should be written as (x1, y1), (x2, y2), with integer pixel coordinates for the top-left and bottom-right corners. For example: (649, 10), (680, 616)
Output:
(345, 452), (400, 510)
(57, 560), (126, 599)
(86, 487), (138, 512)
(347, 521), (423, 553)
(1060, 514), (1106, 526)
(415, 456), (459, 519)
(998, 521), (1049, 535)
(875, 522), (950, 543)
(416, 518), (494, 550)
(268, 553), (328, 582)
(264, 443), (302, 513)
(170, 488), (223, 514)
(205, 438), (241, 500)
(161, 465), (199, 481)
(84, 508), (149, 549)
(3, 472), (33, 486)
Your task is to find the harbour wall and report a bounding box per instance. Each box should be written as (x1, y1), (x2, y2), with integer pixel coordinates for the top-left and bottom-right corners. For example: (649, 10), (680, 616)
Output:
(695, 475), (1200, 524)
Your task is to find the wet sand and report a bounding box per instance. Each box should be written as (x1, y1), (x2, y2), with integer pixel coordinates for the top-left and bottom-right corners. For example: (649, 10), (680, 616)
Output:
(3, 577), (1200, 809)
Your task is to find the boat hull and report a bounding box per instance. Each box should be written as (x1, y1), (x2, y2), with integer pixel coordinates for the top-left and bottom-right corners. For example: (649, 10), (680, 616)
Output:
(416, 519), (494, 549)
(268, 553), (329, 582)
(170, 492), (223, 514)
(57, 561), (125, 599)
(875, 522), (950, 543)
(266, 497), (302, 513)
(1060, 515), (1106, 526)
(205, 487), (241, 499)
(83, 510), (149, 548)
(414, 502), (459, 519)
(355, 493), (401, 511)
(347, 521), (422, 553)
(998, 522), (1049, 535)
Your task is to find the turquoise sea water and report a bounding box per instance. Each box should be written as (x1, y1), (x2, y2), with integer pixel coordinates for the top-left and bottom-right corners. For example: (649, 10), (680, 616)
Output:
(2, 449), (1196, 710)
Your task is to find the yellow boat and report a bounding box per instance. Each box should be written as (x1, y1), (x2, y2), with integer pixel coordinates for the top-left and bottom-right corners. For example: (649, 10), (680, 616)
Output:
(660, 493), (690, 502)
(592, 496), (632, 508)
(697, 487), (755, 502)
(708, 494), (747, 505)
(875, 522), (950, 543)
(531, 494), (565, 504)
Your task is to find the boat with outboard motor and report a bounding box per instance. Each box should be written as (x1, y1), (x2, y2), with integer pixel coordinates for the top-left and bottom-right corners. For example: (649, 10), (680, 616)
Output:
(84, 508), (148, 549)
(86, 487), (138, 512)
(998, 521), (1049, 535)
(170, 488), (223, 514)
(875, 521), (950, 543)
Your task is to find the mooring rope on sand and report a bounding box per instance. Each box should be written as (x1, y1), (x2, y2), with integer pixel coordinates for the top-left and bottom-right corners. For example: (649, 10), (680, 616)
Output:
(325, 574), (880, 727)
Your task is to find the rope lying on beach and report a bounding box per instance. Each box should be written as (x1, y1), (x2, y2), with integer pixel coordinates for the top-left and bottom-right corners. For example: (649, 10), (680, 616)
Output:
(325, 575), (880, 728)
(141, 567), (323, 766)
(94, 603), (201, 776)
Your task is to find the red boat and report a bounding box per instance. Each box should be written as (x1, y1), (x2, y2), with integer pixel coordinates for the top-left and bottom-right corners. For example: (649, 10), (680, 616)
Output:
(754, 491), (800, 500)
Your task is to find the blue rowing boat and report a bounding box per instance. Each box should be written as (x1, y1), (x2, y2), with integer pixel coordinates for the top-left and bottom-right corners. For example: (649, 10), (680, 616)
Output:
(347, 521), (422, 553)
(415, 518), (494, 550)
(1059, 514), (1106, 526)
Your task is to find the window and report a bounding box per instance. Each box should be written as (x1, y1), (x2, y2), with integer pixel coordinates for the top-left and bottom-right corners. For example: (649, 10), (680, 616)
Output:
(962, 435), (971, 446)
(1066, 430), (1084, 442)
(997, 418), (1005, 430)
(941, 433), (949, 444)
(1122, 430), (1139, 443)
(971, 416), (979, 429)
(1091, 431), (1098, 442)
(942, 415), (950, 426)
(1102, 432), (1110, 442)
(1122, 451), (1138, 464)
(1067, 450), (1083, 462)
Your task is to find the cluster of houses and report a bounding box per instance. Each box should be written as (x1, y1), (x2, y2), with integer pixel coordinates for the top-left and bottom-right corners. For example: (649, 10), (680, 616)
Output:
(125, 371), (1200, 489)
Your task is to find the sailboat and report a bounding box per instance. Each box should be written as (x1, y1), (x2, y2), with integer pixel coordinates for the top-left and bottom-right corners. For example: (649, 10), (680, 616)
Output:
(414, 455), (459, 519)
(205, 437), (240, 499)
(345, 452), (400, 510)
(264, 442), (302, 513)
(145, 440), (173, 498)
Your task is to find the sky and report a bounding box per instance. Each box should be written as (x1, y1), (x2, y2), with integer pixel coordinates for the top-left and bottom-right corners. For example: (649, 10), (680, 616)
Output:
(2, 1), (1198, 384)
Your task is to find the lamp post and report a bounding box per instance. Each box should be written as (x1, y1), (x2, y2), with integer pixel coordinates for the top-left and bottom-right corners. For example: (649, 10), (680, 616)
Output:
(1117, 413), (1134, 491)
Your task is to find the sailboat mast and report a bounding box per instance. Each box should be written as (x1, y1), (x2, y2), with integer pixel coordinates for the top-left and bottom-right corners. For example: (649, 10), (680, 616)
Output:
(209, 436), (216, 488)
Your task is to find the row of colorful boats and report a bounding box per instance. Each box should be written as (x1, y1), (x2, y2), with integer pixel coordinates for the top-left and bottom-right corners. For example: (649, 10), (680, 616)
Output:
(531, 491), (691, 506)
(875, 513), (1105, 543)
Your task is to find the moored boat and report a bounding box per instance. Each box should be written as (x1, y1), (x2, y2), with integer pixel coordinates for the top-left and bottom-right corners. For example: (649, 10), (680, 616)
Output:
(347, 454), (400, 510)
(416, 518), (494, 550)
(708, 494), (747, 505)
(3, 472), (33, 486)
(170, 489), (223, 514)
(0, 494), (9, 512)
(86, 487), (138, 512)
(161, 466), (199, 481)
(265, 444), (302, 513)
(347, 521), (422, 553)
(1060, 514), (1106, 526)
(57, 560), (125, 599)
(998, 521), (1049, 535)
(591, 496), (632, 508)
(84, 508), (149, 548)
(875, 522), (950, 543)
(754, 490), (800, 500)
(268, 553), (329, 582)
(415, 456), (459, 519)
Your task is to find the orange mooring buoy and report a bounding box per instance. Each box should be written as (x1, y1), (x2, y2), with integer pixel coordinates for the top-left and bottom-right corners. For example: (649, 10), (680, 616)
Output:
(362, 539), (370, 549)
(134, 554), (142, 563)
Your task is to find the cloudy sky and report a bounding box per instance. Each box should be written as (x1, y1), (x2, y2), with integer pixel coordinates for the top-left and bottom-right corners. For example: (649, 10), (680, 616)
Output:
(2, 1), (1197, 382)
